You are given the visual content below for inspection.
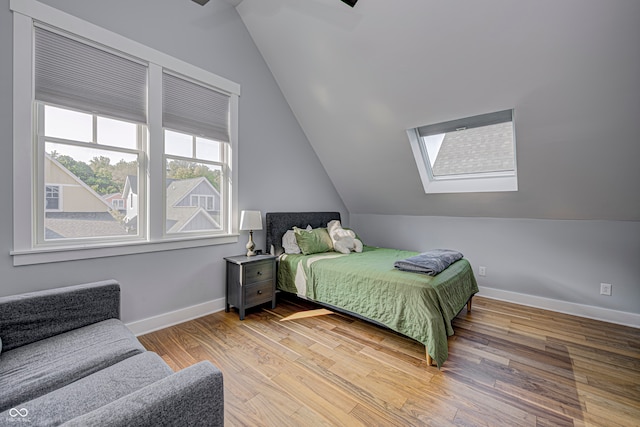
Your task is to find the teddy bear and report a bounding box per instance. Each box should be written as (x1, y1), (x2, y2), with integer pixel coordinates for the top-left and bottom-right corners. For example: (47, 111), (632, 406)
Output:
(327, 220), (363, 254)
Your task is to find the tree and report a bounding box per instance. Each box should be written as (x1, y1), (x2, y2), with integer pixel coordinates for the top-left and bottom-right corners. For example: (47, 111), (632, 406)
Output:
(53, 154), (124, 195)
(88, 156), (118, 195)
(166, 160), (220, 190)
(89, 156), (112, 171)
(55, 155), (95, 184)
(111, 159), (138, 190)
(90, 166), (119, 195)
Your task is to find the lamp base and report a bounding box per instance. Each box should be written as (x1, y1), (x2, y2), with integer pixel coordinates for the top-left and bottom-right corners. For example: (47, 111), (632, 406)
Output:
(246, 230), (256, 256)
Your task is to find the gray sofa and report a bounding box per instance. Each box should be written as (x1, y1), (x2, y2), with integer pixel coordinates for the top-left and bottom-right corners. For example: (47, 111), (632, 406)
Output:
(0, 280), (224, 426)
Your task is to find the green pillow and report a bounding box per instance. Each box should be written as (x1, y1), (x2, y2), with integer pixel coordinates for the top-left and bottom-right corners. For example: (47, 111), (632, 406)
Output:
(294, 227), (333, 255)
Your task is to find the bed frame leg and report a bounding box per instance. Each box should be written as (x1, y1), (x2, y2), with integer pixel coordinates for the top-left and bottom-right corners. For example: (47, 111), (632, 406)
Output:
(467, 297), (473, 312)
(425, 347), (434, 366)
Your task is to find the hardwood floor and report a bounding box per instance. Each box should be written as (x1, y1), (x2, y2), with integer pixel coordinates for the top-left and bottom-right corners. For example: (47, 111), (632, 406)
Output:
(138, 295), (640, 426)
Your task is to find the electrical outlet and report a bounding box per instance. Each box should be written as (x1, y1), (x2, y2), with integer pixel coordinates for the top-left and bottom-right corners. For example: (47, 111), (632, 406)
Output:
(600, 283), (612, 296)
(478, 266), (486, 277)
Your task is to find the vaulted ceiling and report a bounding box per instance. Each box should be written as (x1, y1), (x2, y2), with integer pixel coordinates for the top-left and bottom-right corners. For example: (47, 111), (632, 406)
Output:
(234, 0), (640, 221)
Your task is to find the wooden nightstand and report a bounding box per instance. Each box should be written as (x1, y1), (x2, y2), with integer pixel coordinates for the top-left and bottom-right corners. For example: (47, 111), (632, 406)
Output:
(224, 254), (277, 320)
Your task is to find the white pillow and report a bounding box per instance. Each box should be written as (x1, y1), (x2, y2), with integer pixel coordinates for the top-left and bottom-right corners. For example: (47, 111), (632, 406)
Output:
(282, 225), (312, 254)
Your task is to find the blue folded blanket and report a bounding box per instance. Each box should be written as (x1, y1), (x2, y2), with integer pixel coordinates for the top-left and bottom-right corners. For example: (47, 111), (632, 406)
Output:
(394, 249), (464, 276)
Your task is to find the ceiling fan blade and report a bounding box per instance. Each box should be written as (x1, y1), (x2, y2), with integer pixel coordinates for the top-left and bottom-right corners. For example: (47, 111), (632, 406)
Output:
(192, 0), (355, 8)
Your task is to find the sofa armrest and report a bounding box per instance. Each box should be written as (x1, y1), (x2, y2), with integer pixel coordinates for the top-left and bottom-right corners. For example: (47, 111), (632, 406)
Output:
(0, 280), (120, 351)
(61, 361), (224, 427)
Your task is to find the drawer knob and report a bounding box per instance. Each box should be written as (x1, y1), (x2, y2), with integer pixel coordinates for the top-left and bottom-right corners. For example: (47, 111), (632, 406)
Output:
(257, 290), (263, 295)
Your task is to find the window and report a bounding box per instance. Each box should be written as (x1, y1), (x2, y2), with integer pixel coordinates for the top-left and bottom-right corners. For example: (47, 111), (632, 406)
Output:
(33, 24), (146, 244)
(407, 110), (517, 194)
(190, 195), (215, 211)
(163, 72), (230, 235)
(11, 0), (240, 265)
(45, 185), (60, 211)
(39, 104), (142, 242)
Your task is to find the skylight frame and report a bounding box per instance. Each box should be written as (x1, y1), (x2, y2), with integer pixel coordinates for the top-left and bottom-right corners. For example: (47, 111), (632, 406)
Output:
(407, 109), (518, 194)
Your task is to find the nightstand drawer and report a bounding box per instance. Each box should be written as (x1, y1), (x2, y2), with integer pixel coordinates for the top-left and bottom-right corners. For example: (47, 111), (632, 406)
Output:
(244, 280), (274, 307)
(244, 260), (274, 284)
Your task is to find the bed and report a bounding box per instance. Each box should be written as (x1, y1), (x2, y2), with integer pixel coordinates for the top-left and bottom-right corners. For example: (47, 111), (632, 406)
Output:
(266, 212), (478, 368)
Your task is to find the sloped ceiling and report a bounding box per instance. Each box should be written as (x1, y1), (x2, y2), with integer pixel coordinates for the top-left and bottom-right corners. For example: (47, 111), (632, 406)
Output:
(235, 0), (640, 220)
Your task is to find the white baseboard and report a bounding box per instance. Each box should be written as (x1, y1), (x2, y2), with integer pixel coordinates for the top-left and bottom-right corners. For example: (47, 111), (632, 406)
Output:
(126, 297), (226, 336)
(478, 286), (640, 328)
(126, 289), (639, 337)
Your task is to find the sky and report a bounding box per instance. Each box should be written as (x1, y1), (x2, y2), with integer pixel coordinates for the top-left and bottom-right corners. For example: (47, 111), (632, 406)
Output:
(44, 105), (221, 165)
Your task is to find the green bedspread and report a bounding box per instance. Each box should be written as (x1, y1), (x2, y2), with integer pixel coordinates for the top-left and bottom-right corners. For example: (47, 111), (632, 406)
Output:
(278, 246), (478, 367)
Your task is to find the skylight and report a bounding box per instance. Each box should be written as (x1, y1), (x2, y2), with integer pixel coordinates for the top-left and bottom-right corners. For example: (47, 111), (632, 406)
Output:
(407, 109), (518, 194)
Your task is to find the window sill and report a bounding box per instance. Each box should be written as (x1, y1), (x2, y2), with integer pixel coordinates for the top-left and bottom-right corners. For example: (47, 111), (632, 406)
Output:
(11, 234), (239, 266)
(422, 175), (518, 194)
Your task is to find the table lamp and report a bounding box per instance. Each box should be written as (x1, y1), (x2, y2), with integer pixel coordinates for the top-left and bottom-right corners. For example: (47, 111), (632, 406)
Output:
(239, 210), (262, 256)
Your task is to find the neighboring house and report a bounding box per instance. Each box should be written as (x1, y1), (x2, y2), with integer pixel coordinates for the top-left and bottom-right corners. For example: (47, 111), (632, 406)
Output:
(122, 175), (139, 232)
(166, 177), (221, 233)
(44, 155), (127, 239)
(122, 175), (221, 233)
(103, 192), (126, 213)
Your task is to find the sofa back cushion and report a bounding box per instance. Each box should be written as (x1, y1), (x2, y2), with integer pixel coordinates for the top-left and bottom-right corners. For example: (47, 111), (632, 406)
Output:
(0, 280), (120, 351)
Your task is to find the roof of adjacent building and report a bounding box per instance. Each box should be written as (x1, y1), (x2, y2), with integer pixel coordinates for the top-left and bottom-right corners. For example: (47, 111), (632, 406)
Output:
(432, 122), (515, 177)
(45, 212), (128, 240)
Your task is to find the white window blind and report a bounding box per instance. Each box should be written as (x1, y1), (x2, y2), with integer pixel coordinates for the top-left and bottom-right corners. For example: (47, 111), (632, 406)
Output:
(163, 72), (230, 142)
(34, 26), (148, 123)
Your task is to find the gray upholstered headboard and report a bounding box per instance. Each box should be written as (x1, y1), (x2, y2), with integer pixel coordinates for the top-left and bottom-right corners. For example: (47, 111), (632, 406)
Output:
(266, 212), (341, 254)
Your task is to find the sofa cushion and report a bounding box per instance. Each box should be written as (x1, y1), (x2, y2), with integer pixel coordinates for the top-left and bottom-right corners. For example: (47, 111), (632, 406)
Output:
(61, 361), (224, 427)
(0, 352), (172, 426)
(0, 318), (145, 412)
(0, 280), (120, 351)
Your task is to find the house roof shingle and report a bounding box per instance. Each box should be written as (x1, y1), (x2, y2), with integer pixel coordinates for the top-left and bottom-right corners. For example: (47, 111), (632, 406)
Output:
(432, 122), (514, 177)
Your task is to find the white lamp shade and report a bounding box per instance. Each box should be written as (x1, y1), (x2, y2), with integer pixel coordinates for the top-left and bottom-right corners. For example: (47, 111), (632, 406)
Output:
(239, 210), (262, 231)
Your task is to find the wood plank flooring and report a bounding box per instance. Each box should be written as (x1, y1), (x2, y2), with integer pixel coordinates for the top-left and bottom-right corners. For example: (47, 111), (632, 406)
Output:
(138, 295), (640, 426)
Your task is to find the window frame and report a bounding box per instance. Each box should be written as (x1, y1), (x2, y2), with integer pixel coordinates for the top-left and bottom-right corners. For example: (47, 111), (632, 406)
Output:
(44, 184), (61, 212)
(11, 0), (240, 266)
(407, 109), (518, 194)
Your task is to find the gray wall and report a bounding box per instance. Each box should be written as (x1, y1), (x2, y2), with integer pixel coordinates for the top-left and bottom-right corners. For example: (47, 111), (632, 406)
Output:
(0, 0), (346, 322)
(237, 0), (640, 221)
(352, 214), (640, 316)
